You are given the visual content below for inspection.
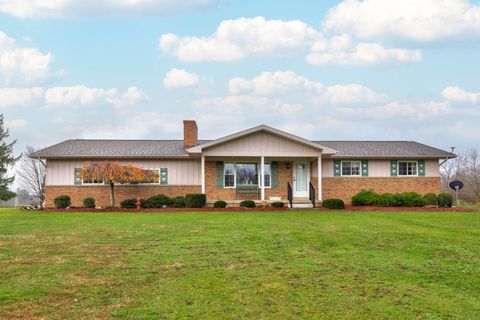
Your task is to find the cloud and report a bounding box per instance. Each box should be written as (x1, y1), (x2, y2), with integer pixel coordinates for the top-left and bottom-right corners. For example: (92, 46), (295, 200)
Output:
(5, 118), (27, 129)
(339, 101), (452, 119)
(0, 87), (44, 108)
(159, 16), (318, 62)
(317, 84), (388, 104)
(0, 31), (60, 85)
(163, 68), (200, 88)
(442, 86), (480, 103)
(323, 0), (480, 41)
(107, 86), (150, 108)
(0, 0), (218, 18)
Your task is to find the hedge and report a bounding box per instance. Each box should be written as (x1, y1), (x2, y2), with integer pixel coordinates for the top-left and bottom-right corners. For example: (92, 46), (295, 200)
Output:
(143, 195), (172, 208)
(239, 200), (256, 208)
(83, 197), (96, 208)
(120, 198), (137, 208)
(54, 195), (71, 209)
(322, 198), (345, 209)
(185, 194), (207, 208)
(172, 196), (186, 208)
(351, 190), (427, 207)
(424, 193), (438, 206)
(438, 193), (453, 208)
(213, 200), (227, 208)
(270, 201), (285, 208)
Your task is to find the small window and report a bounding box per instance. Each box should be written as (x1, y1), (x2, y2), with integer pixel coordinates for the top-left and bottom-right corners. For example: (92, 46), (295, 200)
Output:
(139, 169), (160, 184)
(341, 161), (361, 176)
(264, 163), (271, 188)
(224, 163), (235, 188)
(398, 161), (417, 176)
(82, 178), (104, 185)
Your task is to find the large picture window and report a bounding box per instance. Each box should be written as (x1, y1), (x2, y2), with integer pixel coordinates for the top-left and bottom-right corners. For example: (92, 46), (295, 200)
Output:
(341, 161), (361, 176)
(223, 163), (271, 188)
(236, 163), (258, 186)
(398, 161), (417, 176)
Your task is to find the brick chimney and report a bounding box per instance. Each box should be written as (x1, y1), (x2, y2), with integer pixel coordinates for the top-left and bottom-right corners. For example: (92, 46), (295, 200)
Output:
(183, 120), (198, 148)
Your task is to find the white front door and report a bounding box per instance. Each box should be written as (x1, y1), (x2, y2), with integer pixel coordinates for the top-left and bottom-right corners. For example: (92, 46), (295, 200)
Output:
(293, 162), (309, 197)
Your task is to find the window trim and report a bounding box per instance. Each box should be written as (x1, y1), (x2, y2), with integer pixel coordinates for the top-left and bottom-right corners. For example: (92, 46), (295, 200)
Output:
(263, 162), (272, 189)
(223, 163), (236, 189)
(340, 160), (362, 177)
(223, 162), (272, 189)
(397, 160), (418, 177)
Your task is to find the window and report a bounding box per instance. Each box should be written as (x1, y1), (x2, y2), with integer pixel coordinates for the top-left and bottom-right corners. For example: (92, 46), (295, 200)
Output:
(341, 161), (361, 176)
(236, 163), (258, 186)
(264, 163), (271, 188)
(224, 163), (235, 188)
(398, 161), (417, 176)
(138, 169), (160, 184)
(82, 178), (104, 185)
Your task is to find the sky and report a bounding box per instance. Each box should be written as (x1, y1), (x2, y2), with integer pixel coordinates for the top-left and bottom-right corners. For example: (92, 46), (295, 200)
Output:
(1, 0), (480, 158)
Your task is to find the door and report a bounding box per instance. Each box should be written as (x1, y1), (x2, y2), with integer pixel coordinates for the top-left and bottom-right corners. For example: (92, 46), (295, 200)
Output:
(293, 162), (309, 197)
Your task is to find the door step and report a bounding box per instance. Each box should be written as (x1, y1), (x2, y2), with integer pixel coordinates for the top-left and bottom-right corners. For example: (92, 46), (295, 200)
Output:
(291, 203), (313, 209)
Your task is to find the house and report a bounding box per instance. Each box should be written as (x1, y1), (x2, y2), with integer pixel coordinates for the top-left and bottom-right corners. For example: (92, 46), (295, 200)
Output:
(31, 120), (455, 208)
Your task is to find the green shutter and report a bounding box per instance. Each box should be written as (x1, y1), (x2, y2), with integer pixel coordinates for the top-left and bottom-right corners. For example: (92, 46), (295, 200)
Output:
(334, 160), (341, 176)
(361, 160), (369, 177)
(271, 161), (279, 188)
(216, 161), (224, 188)
(390, 160), (398, 177)
(418, 160), (425, 176)
(160, 168), (168, 185)
(74, 168), (82, 185)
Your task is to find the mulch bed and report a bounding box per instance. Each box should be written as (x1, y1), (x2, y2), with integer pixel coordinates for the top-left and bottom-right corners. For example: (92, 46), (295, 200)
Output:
(340, 206), (477, 212)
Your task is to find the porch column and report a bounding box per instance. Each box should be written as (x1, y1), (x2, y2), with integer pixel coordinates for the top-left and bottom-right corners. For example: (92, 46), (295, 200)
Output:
(260, 156), (265, 201)
(201, 155), (205, 194)
(318, 155), (322, 202)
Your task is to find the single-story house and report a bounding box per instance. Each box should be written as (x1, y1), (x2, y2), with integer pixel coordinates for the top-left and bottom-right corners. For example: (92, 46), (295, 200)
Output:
(31, 120), (455, 208)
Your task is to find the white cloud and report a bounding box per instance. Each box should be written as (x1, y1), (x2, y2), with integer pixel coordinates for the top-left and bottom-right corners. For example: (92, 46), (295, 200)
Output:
(163, 68), (200, 88)
(0, 0), (217, 18)
(159, 16), (318, 62)
(442, 86), (480, 103)
(0, 31), (60, 85)
(5, 118), (27, 129)
(323, 0), (480, 41)
(107, 86), (150, 108)
(340, 101), (452, 119)
(0, 87), (44, 108)
(318, 84), (388, 104)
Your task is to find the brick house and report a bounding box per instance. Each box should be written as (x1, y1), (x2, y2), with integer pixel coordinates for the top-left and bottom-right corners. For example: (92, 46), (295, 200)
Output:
(31, 120), (455, 208)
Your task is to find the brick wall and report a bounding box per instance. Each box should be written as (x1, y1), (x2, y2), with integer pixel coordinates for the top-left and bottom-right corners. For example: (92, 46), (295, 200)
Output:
(45, 185), (201, 207)
(265, 161), (293, 200)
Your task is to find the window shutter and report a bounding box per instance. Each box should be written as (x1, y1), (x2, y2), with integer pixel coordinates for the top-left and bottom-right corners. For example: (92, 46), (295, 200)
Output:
(333, 160), (341, 176)
(160, 168), (168, 184)
(361, 160), (369, 177)
(216, 161), (224, 188)
(271, 161), (279, 188)
(74, 168), (82, 185)
(390, 160), (398, 177)
(418, 160), (425, 176)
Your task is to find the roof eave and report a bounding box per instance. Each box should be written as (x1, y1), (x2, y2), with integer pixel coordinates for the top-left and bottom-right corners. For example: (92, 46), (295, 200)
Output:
(29, 154), (192, 160)
(329, 154), (456, 159)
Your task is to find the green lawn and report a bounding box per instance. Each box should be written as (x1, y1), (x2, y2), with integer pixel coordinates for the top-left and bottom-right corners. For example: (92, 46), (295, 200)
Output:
(0, 209), (479, 319)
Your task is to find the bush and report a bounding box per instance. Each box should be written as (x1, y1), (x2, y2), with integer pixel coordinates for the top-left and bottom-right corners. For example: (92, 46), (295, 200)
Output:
(322, 198), (345, 209)
(424, 193), (438, 206)
(438, 193), (453, 208)
(120, 198), (137, 208)
(240, 200), (256, 208)
(351, 190), (379, 206)
(143, 194), (173, 208)
(213, 200), (227, 208)
(83, 197), (95, 208)
(398, 192), (427, 207)
(54, 195), (71, 208)
(185, 194), (207, 208)
(351, 190), (428, 207)
(172, 196), (186, 208)
(270, 201), (285, 208)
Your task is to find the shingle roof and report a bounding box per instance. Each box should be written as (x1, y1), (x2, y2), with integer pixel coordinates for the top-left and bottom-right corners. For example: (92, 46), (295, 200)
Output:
(30, 139), (455, 159)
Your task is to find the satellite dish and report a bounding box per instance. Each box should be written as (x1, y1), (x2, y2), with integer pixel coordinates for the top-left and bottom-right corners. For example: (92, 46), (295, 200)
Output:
(449, 180), (464, 191)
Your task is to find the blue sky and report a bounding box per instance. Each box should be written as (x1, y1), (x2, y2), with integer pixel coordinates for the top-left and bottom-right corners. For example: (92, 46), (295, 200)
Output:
(1, 0), (480, 155)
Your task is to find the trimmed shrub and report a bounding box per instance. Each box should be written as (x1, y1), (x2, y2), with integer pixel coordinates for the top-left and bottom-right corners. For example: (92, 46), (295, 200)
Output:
(398, 192), (427, 207)
(322, 198), (345, 209)
(438, 193), (453, 208)
(424, 193), (438, 206)
(143, 195), (173, 208)
(172, 196), (186, 208)
(83, 197), (95, 208)
(270, 201), (285, 208)
(120, 198), (137, 208)
(185, 194), (207, 208)
(213, 200), (227, 208)
(240, 200), (256, 208)
(54, 195), (71, 209)
(351, 190), (379, 206)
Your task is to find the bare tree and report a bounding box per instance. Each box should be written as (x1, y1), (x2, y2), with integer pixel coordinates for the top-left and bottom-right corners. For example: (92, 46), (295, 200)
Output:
(17, 146), (46, 208)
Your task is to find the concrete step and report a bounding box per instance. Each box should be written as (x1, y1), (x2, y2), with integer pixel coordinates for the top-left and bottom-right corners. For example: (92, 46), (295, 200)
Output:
(291, 203), (313, 209)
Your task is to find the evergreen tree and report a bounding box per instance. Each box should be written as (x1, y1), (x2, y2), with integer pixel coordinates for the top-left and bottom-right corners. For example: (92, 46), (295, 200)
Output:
(0, 115), (19, 200)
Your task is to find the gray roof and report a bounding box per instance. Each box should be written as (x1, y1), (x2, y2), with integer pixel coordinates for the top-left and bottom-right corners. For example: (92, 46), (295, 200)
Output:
(31, 139), (455, 159)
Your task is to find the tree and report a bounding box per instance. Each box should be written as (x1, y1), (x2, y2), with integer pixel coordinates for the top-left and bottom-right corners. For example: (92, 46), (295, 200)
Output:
(81, 161), (155, 207)
(0, 115), (19, 200)
(17, 146), (46, 207)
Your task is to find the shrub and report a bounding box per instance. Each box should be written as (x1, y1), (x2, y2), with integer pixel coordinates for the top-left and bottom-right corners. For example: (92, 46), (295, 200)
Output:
(185, 194), (207, 208)
(398, 192), (427, 207)
(351, 190), (379, 206)
(172, 196), (186, 208)
(322, 198), (345, 209)
(270, 201), (285, 208)
(240, 200), (256, 208)
(143, 195), (173, 208)
(54, 195), (71, 208)
(438, 193), (453, 208)
(120, 198), (137, 208)
(83, 197), (95, 208)
(424, 193), (438, 206)
(213, 200), (227, 208)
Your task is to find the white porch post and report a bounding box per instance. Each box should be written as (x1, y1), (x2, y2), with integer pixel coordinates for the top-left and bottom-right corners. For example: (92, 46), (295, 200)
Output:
(260, 156), (265, 201)
(201, 155), (205, 194)
(318, 155), (322, 202)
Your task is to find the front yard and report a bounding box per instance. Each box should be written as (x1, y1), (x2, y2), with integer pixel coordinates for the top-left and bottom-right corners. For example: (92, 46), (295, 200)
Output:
(0, 209), (479, 319)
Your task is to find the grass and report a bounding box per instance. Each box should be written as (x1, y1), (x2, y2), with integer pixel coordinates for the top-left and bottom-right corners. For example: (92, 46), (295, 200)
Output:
(0, 208), (479, 319)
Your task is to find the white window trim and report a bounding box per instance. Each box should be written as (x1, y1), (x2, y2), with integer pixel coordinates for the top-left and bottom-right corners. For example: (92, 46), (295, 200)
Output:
(397, 161), (419, 177)
(223, 162), (272, 189)
(263, 162), (272, 189)
(340, 160), (362, 177)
